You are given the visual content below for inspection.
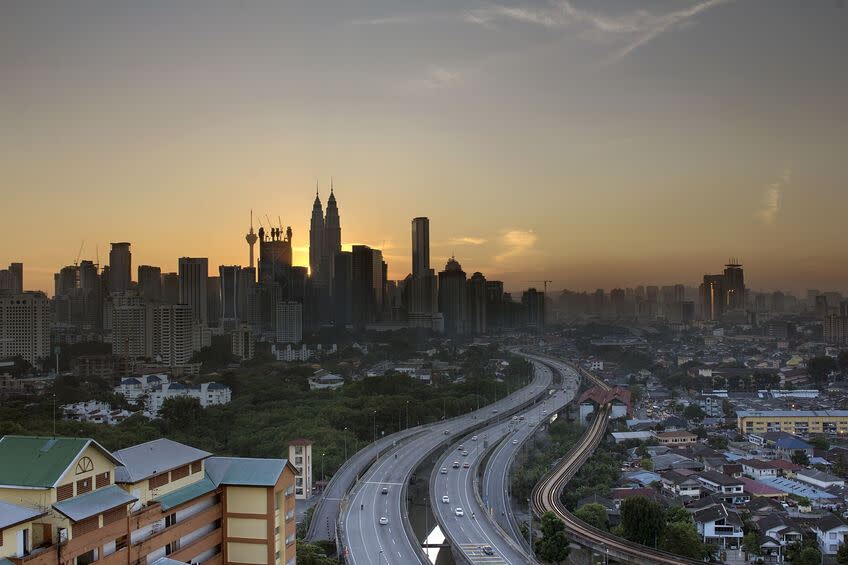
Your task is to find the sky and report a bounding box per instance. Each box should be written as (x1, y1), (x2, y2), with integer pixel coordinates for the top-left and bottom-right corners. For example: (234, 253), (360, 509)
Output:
(1, 0), (846, 297)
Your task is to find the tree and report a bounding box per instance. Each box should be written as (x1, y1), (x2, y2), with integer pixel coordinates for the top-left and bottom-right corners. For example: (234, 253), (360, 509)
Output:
(742, 532), (761, 557)
(791, 450), (810, 467)
(574, 503), (608, 531)
(837, 538), (848, 564)
(808, 435), (830, 450)
(794, 546), (822, 565)
(660, 520), (705, 559)
(808, 356), (837, 383)
(158, 396), (204, 431)
(682, 404), (706, 422)
(534, 511), (571, 564)
(839, 350), (848, 372)
(619, 496), (665, 546)
(707, 435), (729, 450)
(640, 457), (654, 471)
(665, 505), (691, 524)
(722, 398), (736, 418)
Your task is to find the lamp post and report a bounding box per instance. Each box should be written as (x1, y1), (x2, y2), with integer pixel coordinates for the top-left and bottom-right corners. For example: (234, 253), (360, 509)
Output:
(406, 400), (410, 430)
(372, 410), (377, 444)
(343, 426), (348, 461)
(527, 498), (533, 556)
(321, 452), (325, 482)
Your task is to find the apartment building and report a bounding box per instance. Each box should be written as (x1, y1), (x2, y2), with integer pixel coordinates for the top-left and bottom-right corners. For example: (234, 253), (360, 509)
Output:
(737, 410), (848, 436)
(0, 436), (296, 565)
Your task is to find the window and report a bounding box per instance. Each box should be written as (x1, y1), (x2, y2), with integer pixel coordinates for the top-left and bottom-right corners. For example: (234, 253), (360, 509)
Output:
(165, 540), (180, 555)
(75, 457), (94, 474)
(115, 535), (128, 551)
(165, 513), (177, 528)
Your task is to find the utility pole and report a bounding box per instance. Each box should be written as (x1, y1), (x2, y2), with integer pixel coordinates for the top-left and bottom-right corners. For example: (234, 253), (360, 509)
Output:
(343, 427), (348, 460)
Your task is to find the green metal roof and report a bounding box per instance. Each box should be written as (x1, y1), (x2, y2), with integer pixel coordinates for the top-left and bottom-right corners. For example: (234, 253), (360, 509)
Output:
(205, 457), (287, 487)
(52, 484), (137, 522)
(0, 436), (97, 488)
(152, 475), (217, 511)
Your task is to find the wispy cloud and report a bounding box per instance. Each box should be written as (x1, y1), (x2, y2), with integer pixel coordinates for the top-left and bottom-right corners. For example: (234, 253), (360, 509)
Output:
(466, 0), (733, 61)
(759, 167), (790, 225)
(495, 229), (537, 262)
(350, 15), (418, 26)
(447, 236), (487, 245)
(402, 65), (465, 91)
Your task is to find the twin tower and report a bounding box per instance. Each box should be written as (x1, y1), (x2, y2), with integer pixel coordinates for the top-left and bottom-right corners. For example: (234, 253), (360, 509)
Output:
(309, 182), (342, 287)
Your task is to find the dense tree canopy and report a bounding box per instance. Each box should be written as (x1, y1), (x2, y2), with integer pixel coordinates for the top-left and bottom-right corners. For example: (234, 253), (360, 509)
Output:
(619, 496), (665, 547)
(534, 512), (571, 564)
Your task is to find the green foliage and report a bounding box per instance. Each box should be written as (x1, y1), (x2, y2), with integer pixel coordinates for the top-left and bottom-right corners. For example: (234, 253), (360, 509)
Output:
(833, 454), (848, 478)
(534, 511), (571, 564)
(786, 544), (822, 565)
(640, 457), (653, 471)
(722, 398), (736, 417)
(665, 505), (690, 524)
(839, 350), (848, 372)
(619, 496), (665, 547)
(573, 503), (608, 531)
(808, 435), (830, 450)
(511, 420), (585, 501)
(707, 435), (729, 450)
(837, 537), (848, 564)
(808, 356), (837, 383)
(559, 439), (623, 511)
(682, 404), (706, 422)
(660, 520), (704, 559)
(189, 335), (239, 373)
(791, 450), (810, 467)
(742, 532), (761, 556)
(295, 538), (337, 564)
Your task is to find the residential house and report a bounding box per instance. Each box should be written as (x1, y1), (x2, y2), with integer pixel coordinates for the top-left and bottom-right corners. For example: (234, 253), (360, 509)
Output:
(655, 430), (699, 446)
(692, 503), (744, 549)
(768, 459), (802, 478)
(739, 459), (779, 481)
(812, 515), (848, 555)
(660, 470), (702, 499)
(696, 470), (749, 504)
(797, 469), (845, 489)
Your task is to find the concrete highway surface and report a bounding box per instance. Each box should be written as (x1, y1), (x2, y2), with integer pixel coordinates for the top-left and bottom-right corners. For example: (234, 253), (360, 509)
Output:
(340, 366), (553, 565)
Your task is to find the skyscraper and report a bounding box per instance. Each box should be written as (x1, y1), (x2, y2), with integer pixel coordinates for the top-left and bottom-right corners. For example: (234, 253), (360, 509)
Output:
(219, 265), (241, 321)
(333, 251), (352, 327)
(700, 274), (725, 321)
(723, 260), (745, 310)
(309, 187), (325, 283)
(0, 263), (23, 293)
(109, 242), (132, 293)
(178, 257), (208, 324)
(438, 257), (467, 334)
(0, 291), (50, 365)
(412, 217), (430, 278)
(138, 265), (162, 301)
(467, 272), (487, 334)
(324, 184), (342, 283)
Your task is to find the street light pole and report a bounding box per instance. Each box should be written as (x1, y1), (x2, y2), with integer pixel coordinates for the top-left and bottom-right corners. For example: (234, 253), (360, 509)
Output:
(527, 498), (533, 556)
(321, 452), (325, 482)
(343, 427), (348, 461)
(406, 400), (409, 430)
(373, 410), (377, 444)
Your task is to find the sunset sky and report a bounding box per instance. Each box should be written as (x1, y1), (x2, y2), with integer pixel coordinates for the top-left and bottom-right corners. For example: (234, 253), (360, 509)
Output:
(2, 0), (846, 297)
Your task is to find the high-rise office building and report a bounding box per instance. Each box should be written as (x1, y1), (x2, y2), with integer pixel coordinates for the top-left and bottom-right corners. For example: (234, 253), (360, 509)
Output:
(309, 189), (325, 284)
(179, 257), (208, 324)
(412, 217), (430, 278)
(0, 263), (23, 293)
(207, 275), (221, 327)
(522, 288), (545, 328)
(700, 274), (725, 321)
(219, 265), (241, 321)
(351, 245), (381, 326)
(724, 261), (745, 310)
(161, 272), (179, 304)
(467, 271), (487, 334)
(138, 265), (162, 301)
(324, 186), (342, 285)
(111, 294), (153, 360)
(438, 257), (467, 334)
(333, 251), (353, 327)
(258, 225), (293, 284)
(0, 291), (50, 366)
(109, 242), (132, 293)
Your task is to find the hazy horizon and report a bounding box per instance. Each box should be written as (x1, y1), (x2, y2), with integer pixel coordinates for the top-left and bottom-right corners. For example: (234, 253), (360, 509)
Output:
(2, 0), (846, 296)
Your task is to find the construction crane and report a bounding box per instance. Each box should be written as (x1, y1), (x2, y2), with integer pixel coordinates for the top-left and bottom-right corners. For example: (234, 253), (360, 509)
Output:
(525, 280), (552, 294)
(73, 241), (85, 266)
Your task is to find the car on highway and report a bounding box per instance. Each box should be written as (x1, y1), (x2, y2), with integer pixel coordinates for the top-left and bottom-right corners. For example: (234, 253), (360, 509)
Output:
(455, 507), (464, 517)
(442, 495), (449, 503)
(440, 467), (447, 474)
(458, 444), (464, 451)
(512, 439), (518, 444)
(461, 450), (468, 456)
(462, 462), (470, 468)
(471, 435), (478, 441)
(381, 487), (388, 495)
(452, 461), (460, 468)
(379, 517), (388, 525)
(481, 546), (494, 555)
(444, 429), (450, 435)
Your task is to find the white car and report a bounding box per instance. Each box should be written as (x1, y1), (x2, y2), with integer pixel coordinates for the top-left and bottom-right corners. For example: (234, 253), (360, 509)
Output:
(461, 450), (469, 456)
(442, 495), (450, 503)
(455, 507), (464, 517)
(379, 516), (388, 525)
(512, 439), (518, 444)
(471, 436), (478, 441)
(440, 467), (448, 474)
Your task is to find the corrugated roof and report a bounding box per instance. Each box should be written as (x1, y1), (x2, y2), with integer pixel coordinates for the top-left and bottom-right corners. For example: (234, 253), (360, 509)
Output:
(0, 436), (120, 488)
(52, 485), (137, 522)
(0, 500), (46, 529)
(205, 457), (286, 486)
(113, 438), (211, 483)
(152, 558), (189, 565)
(153, 475), (216, 510)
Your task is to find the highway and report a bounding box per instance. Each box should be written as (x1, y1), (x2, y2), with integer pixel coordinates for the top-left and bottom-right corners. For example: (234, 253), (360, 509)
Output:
(430, 364), (574, 565)
(340, 365), (554, 565)
(530, 357), (704, 565)
(481, 358), (581, 549)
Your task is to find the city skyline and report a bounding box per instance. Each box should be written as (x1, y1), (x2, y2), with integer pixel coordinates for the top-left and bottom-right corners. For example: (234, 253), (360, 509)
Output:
(2, 1), (846, 295)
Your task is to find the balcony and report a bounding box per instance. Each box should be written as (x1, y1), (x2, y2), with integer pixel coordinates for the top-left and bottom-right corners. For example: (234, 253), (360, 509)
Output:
(130, 502), (222, 561)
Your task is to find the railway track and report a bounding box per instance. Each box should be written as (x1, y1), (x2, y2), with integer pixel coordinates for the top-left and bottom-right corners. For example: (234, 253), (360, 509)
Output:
(531, 358), (703, 565)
